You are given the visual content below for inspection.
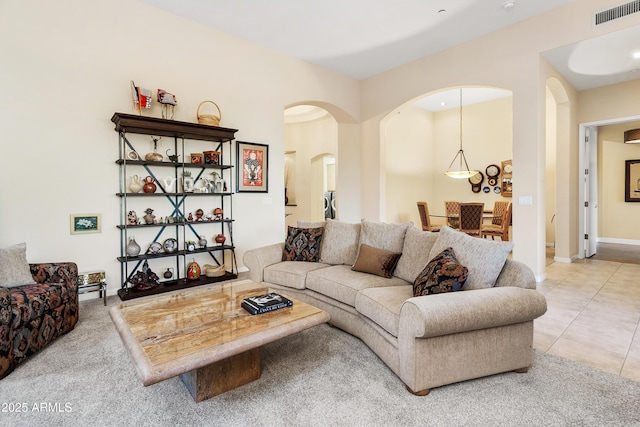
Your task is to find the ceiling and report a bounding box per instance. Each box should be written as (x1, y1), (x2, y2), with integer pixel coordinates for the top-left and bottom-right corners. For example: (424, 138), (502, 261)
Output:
(139, 0), (574, 80)
(139, 0), (640, 110)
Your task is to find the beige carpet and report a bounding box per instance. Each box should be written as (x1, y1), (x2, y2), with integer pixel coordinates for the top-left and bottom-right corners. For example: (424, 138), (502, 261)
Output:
(0, 297), (639, 426)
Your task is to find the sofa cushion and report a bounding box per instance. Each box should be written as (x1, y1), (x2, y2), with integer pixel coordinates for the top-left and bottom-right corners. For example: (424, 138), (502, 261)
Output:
(282, 226), (324, 262)
(319, 219), (361, 265)
(0, 243), (34, 288)
(413, 247), (468, 296)
(358, 220), (411, 253)
(351, 244), (401, 278)
(307, 265), (408, 307)
(394, 227), (439, 283)
(264, 261), (330, 290)
(428, 226), (513, 290)
(356, 286), (413, 338)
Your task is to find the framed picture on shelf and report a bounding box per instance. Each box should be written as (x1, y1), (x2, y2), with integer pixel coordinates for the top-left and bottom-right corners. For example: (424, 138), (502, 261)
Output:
(237, 141), (269, 193)
(70, 213), (101, 234)
(625, 159), (640, 202)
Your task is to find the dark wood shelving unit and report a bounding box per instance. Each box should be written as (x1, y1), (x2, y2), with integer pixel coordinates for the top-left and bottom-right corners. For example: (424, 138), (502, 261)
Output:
(112, 112), (239, 300)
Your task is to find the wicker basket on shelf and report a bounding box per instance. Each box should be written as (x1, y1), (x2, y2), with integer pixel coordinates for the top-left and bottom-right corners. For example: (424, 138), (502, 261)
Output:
(196, 100), (221, 126)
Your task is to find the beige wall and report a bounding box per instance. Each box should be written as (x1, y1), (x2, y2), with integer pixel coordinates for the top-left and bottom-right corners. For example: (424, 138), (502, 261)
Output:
(598, 121), (640, 241)
(360, 0), (640, 280)
(0, 0), (360, 288)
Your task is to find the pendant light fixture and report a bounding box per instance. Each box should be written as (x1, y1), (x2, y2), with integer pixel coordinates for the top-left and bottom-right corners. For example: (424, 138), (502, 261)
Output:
(624, 128), (640, 144)
(445, 88), (480, 179)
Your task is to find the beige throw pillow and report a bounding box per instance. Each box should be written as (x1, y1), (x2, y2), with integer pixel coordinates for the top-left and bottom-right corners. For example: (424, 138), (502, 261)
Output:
(394, 226), (440, 283)
(428, 226), (513, 290)
(0, 242), (35, 288)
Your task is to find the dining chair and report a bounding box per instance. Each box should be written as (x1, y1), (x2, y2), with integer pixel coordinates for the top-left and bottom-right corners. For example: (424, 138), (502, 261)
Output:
(482, 202), (512, 241)
(459, 202), (484, 237)
(491, 201), (510, 226)
(444, 201), (460, 229)
(416, 202), (440, 232)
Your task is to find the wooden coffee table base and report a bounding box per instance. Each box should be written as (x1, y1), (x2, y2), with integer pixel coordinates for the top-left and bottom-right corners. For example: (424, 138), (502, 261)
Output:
(179, 348), (261, 402)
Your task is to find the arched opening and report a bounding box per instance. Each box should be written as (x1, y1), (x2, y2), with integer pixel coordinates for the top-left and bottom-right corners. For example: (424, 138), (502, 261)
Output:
(545, 77), (573, 262)
(284, 104), (347, 227)
(381, 86), (513, 228)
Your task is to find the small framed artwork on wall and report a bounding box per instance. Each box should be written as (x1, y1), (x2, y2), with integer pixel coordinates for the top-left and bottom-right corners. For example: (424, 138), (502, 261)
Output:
(237, 141), (269, 193)
(625, 159), (640, 202)
(70, 213), (101, 234)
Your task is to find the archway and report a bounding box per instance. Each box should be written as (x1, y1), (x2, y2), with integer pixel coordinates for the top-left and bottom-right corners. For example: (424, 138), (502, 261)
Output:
(284, 102), (359, 226)
(545, 77), (573, 262)
(381, 86), (513, 228)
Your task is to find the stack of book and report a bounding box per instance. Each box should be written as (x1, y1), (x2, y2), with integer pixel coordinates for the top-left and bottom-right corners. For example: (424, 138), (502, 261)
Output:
(241, 292), (293, 315)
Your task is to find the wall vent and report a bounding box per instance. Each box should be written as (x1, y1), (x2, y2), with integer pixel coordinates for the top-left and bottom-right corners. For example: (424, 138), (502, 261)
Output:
(594, 0), (640, 25)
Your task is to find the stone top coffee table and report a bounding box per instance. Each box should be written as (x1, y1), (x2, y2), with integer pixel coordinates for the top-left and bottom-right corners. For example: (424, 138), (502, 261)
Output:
(109, 279), (329, 402)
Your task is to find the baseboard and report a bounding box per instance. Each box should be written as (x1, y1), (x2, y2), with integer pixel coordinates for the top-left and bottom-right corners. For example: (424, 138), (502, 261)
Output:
(597, 237), (640, 246)
(553, 255), (578, 263)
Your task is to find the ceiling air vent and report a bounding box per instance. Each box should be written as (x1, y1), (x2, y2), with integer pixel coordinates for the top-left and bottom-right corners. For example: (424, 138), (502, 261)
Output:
(594, 0), (640, 25)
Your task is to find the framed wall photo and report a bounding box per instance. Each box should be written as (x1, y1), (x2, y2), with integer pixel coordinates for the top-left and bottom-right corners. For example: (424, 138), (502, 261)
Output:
(237, 141), (269, 193)
(70, 213), (101, 234)
(625, 159), (640, 202)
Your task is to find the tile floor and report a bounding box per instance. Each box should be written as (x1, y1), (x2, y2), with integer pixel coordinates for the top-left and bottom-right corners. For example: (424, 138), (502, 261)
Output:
(534, 248), (640, 382)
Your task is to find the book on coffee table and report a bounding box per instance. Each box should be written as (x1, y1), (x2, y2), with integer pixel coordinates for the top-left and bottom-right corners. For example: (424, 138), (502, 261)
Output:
(241, 292), (293, 315)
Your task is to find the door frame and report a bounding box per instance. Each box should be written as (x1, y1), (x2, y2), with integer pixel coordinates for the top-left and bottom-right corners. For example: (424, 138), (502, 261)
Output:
(579, 115), (640, 259)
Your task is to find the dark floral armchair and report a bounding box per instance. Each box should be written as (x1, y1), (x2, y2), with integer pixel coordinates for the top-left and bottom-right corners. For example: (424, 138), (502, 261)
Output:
(0, 262), (79, 379)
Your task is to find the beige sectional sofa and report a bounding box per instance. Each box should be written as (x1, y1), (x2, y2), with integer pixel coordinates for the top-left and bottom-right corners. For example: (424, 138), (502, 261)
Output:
(243, 220), (547, 395)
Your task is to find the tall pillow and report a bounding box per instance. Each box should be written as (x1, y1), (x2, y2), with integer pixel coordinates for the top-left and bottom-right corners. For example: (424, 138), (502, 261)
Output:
(282, 227), (324, 262)
(428, 226), (513, 290)
(394, 226), (440, 283)
(0, 242), (35, 287)
(358, 220), (412, 254)
(319, 219), (361, 265)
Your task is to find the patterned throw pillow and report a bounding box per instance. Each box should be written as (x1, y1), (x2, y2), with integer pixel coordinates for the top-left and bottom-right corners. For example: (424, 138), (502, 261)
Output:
(351, 244), (402, 278)
(413, 247), (468, 297)
(282, 226), (324, 262)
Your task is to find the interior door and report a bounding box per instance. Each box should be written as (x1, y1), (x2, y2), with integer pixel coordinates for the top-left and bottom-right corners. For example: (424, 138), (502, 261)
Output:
(584, 127), (598, 258)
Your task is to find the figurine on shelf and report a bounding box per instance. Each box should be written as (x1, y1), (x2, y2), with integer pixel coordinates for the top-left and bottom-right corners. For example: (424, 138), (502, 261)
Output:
(198, 235), (207, 248)
(143, 208), (156, 225)
(187, 259), (201, 280)
(165, 148), (180, 163)
(127, 210), (139, 225)
(213, 207), (223, 221)
(188, 212), (194, 222)
(205, 212), (214, 221)
(195, 209), (204, 221)
(129, 260), (160, 291)
(145, 136), (164, 162)
(157, 89), (177, 120)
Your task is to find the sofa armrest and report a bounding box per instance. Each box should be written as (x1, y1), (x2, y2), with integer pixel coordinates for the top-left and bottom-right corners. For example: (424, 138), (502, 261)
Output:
(494, 259), (536, 289)
(0, 286), (14, 379)
(399, 287), (547, 339)
(243, 243), (285, 283)
(29, 262), (79, 290)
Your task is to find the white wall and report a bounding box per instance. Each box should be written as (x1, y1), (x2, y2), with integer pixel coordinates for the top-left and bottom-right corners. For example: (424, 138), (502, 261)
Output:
(0, 0), (359, 294)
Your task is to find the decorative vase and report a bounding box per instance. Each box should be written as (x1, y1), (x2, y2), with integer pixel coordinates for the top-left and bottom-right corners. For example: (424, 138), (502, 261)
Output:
(187, 259), (201, 280)
(163, 268), (173, 279)
(199, 235), (207, 247)
(215, 234), (226, 245)
(129, 175), (143, 193)
(143, 176), (157, 193)
(126, 236), (141, 257)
